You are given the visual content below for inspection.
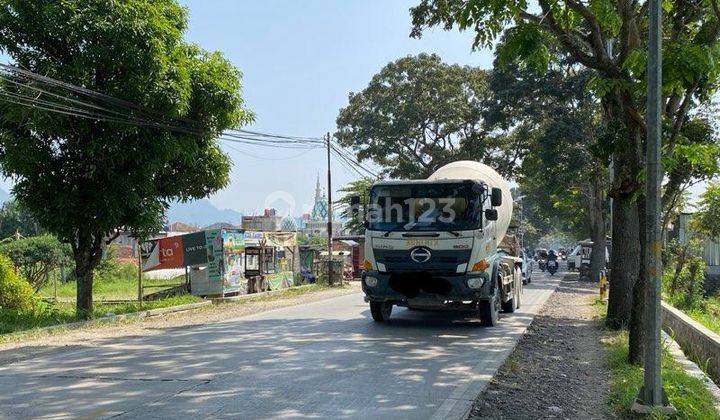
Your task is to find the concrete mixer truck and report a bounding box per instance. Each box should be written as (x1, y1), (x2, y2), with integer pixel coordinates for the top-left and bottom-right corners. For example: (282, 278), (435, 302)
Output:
(359, 161), (523, 326)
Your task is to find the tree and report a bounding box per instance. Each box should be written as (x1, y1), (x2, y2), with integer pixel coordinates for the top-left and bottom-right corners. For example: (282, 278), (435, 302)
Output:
(488, 61), (609, 282)
(0, 199), (43, 239)
(0, 1), (252, 317)
(692, 181), (720, 239)
(0, 234), (70, 292)
(337, 178), (374, 235)
(410, 0), (720, 364)
(336, 53), (525, 179)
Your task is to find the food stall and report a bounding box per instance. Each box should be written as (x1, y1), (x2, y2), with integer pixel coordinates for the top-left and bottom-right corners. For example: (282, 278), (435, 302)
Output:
(243, 231), (297, 290)
(140, 228), (248, 297)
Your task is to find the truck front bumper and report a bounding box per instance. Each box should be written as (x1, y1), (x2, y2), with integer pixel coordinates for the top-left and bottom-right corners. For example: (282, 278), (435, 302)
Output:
(361, 270), (491, 306)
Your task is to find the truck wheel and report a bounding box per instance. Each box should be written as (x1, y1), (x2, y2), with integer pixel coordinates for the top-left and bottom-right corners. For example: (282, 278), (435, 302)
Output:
(478, 293), (500, 327)
(370, 301), (392, 322)
(502, 295), (516, 313)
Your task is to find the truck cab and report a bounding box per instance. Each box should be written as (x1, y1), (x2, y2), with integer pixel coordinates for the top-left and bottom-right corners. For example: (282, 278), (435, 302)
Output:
(360, 173), (522, 327)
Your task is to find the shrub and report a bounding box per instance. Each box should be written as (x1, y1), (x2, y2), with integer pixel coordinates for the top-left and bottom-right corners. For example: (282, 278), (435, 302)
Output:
(0, 234), (71, 291)
(664, 238), (706, 309)
(0, 254), (37, 312)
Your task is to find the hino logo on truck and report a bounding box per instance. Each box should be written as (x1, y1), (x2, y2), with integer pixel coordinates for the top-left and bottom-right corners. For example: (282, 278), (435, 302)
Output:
(410, 246), (432, 263)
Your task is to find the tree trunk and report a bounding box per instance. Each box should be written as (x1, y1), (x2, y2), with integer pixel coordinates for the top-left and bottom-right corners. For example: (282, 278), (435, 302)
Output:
(628, 196), (647, 365)
(73, 233), (105, 319)
(607, 195), (641, 328)
(589, 176), (606, 284)
(604, 93), (644, 333)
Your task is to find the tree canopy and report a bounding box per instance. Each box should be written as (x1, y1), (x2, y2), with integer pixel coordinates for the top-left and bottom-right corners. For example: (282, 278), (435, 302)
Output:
(336, 53), (524, 179)
(0, 0), (252, 315)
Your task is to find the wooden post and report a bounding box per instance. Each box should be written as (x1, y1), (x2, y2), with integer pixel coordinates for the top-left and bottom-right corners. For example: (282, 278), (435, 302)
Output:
(137, 241), (143, 304)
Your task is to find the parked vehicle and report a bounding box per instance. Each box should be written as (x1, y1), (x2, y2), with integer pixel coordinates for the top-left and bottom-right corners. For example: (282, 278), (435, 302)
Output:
(567, 245), (581, 271)
(359, 161), (522, 327)
(521, 250), (533, 284)
(571, 240), (610, 279)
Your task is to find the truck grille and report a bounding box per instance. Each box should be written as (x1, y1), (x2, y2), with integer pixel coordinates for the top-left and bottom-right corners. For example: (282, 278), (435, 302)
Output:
(373, 249), (471, 273)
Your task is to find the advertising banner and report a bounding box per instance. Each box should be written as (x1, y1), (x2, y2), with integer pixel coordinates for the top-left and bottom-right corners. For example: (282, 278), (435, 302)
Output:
(140, 236), (184, 272)
(182, 231), (208, 267)
(205, 229), (223, 283)
(142, 229), (244, 273)
(222, 230), (246, 293)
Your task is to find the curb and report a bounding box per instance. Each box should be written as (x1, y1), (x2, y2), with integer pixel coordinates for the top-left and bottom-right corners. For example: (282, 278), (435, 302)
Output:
(17, 300), (213, 335)
(662, 330), (720, 413)
(209, 284), (328, 303)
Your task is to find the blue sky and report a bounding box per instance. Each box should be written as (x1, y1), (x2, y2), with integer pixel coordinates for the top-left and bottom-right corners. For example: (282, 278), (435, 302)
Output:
(177, 0), (494, 216)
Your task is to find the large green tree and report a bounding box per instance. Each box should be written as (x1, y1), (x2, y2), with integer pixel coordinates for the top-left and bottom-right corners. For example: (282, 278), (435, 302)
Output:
(0, 0), (252, 316)
(336, 53), (525, 179)
(411, 0), (720, 363)
(487, 59), (609, 282)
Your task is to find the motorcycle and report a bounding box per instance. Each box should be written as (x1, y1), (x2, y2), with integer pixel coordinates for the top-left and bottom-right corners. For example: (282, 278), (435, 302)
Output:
(539, 259), (547, 272)
(547, 259), (558, 275)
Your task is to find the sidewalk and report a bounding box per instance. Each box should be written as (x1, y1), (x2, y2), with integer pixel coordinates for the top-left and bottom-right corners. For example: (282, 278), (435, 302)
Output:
(469, 274), (612, 419)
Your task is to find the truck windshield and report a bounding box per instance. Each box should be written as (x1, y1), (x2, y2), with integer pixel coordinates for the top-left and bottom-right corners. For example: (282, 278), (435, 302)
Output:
(367, 182), (484, 232)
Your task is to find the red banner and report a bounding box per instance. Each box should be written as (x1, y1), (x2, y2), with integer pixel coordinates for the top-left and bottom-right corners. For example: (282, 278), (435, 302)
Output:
(141, 236), (184, 272)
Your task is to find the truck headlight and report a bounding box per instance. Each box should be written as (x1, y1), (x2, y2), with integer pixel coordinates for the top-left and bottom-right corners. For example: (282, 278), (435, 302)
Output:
(365, 276), (378, 287)
(467, 277), (484, 289)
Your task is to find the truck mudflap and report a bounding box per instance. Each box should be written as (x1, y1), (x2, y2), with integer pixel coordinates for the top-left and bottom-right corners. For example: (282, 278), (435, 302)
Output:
(362, 270), (491, 307)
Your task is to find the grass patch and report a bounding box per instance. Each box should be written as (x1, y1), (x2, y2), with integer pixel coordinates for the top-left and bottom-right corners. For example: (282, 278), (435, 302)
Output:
(2, 282), (340, 341)
(676, 296), (720, 336)
(0, 294), (202, 336)
(595, 301), (720, 419)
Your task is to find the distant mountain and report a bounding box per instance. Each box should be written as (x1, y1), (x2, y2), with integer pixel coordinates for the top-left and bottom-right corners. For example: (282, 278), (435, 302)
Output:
(166, 199), (242, 227)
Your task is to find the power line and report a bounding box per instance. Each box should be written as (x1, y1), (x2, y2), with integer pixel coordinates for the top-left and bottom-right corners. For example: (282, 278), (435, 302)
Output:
(0, 62), (380, 175)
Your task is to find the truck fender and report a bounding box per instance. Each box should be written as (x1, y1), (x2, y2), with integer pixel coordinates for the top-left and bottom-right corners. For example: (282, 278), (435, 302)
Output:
(487, 262), (501, 297)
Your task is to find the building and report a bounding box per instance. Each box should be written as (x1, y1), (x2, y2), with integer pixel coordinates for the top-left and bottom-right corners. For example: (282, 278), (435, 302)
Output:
(300, 175), (343, 237)
(242, 208), (282, 232)
(168, 221), (199, 233)
(203, 222), (238, 231)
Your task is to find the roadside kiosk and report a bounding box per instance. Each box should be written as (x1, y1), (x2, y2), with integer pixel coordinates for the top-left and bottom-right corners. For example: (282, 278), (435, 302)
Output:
(243, 231), (297, 291)
(140, 228), (248, 297)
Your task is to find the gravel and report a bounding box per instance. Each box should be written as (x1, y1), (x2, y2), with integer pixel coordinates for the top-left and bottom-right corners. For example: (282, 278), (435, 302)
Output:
(469, 275), (613, 419)
(0, 283), (360, 358)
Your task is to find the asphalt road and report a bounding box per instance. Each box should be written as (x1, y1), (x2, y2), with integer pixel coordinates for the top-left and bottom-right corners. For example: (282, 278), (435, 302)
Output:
(0, 270), (560, 419)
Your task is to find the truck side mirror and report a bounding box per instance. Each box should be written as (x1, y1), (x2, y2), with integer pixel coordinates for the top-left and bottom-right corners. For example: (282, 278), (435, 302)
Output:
(350, 195), (361, 218)
(485, 209), (498, 221)
(491, 188), (502, 207)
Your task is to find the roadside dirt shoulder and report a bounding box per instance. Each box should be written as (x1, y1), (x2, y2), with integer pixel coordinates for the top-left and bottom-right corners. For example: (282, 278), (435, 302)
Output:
(469, 274), (612, 419)
(0, 283), (360, 356)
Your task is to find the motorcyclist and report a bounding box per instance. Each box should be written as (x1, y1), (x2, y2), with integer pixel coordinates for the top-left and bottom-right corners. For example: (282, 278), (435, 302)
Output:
(548, 249), (558, 262)
(547, 249), (559, 274)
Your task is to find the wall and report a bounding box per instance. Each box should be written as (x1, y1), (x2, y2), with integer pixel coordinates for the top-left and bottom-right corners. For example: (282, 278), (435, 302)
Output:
(662, 301), (720, 384)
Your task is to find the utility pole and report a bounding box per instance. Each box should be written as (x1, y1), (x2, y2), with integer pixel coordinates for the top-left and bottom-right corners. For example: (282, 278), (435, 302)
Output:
(326, 132), (334, 286)
(634, 0), (672, 413)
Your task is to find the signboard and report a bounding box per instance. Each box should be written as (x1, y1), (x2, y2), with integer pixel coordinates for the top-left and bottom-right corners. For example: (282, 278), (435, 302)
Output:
(182, 231), (208, 267)
(141, 229), (244, 273)
(205, 229), (223, 283)
(222, 230), (246, 293)
(140, 236), (184, 272)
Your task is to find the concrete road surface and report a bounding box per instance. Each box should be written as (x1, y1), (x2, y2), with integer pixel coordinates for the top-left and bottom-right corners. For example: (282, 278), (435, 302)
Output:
(0, 271), (560, 419)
